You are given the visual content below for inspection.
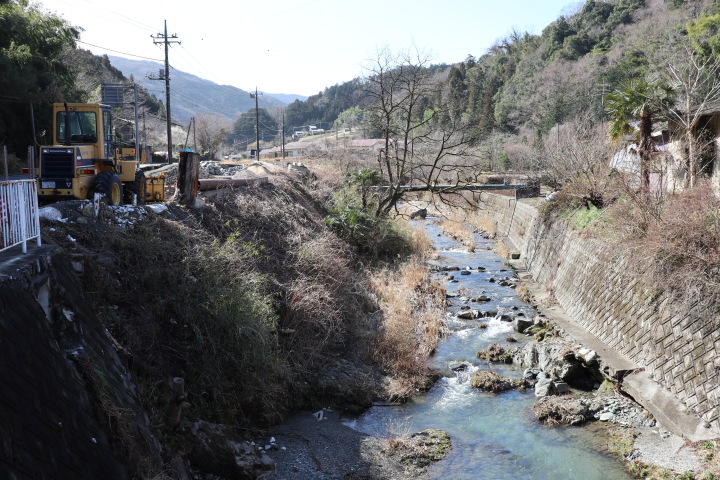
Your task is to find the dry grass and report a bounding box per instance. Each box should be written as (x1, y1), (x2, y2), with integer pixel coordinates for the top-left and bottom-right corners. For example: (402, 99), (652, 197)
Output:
(516, 282), (532, 302)
(370, 257), (447, 401)
(628, 181), (720, 303)
(466, 210), (498, 238)
(378, 418), (414, 455)
(411, 225), (436, 258)
(439, 217), (475, 252)
(495, 240), (510, 259)
(532, 396), (590, 426)
(476, 344), (513, 363)
(44, 177), (376, 430)
(470, 371), (523, 392)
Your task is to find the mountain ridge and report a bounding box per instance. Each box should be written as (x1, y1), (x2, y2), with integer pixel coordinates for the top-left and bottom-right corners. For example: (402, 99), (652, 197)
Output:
(107, 56), (307, 123)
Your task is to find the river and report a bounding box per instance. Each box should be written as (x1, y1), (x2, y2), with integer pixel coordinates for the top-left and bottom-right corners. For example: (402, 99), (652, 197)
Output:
(344, 221), (631, 480)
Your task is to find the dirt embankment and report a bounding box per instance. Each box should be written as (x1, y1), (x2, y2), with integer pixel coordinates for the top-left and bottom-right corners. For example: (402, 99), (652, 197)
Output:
(36, 163), (447, 478)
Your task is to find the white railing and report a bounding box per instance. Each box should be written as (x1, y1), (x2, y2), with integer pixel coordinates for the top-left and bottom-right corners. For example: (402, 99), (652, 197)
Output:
(0, 180), (41, 254)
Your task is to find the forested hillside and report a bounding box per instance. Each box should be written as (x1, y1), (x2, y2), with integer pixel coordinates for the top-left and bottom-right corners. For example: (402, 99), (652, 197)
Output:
(63, 49), (165, 117)
(0, 0), (80, 154)
(0, 1), (166, 156)
(285, 0), (718, 151)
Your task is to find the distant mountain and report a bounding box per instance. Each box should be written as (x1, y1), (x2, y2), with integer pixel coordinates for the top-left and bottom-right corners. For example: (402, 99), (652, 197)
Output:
(266, 93), (308, 104)
(107, 56), (303, 123)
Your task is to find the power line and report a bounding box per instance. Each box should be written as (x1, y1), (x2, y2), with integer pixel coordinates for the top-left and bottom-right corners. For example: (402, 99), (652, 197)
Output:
(177, 45), (226, 87)
(76, 0), (158, 32)
(76, 40), (163, 62)
(171, 91), (238, 118)
(45, 0), (158, 36)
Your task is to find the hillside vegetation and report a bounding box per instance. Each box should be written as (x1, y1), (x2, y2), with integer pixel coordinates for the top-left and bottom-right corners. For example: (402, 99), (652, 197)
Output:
(284, 0), (717, 161)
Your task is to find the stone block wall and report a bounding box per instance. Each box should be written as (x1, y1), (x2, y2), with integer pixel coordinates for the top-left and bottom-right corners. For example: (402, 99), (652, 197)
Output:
(0, 249), (161, 479)
(479, 193), (720, 431)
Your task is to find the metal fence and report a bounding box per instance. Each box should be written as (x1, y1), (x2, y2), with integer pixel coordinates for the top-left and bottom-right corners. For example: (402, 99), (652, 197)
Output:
(0, 180), (41, 254)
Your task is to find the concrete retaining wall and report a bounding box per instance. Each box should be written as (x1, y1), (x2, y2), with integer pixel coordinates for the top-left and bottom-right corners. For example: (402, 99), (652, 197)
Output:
(479, 193), (720, 436)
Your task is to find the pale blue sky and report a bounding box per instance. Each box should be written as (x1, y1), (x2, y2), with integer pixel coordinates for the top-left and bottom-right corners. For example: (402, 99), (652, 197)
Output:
(40, 0), (576, 96)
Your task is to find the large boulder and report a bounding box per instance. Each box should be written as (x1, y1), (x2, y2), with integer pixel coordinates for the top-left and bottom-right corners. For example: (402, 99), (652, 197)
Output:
(513, 317), (533, 333)
(534, 372), (553, 397)
(457, 309), (480, 320)
(512, 340), (603, 390)
(532, 396), (593, 426)
(184, 420), (274, 479)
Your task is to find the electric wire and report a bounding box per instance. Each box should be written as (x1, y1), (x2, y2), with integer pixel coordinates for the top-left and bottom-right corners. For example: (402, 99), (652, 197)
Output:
(76, 40), (163, 62)
(75, 0), (158, 33)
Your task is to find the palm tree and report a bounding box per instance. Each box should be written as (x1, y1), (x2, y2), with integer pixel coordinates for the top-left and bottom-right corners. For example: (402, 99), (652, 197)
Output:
(606, 80), (673, 192)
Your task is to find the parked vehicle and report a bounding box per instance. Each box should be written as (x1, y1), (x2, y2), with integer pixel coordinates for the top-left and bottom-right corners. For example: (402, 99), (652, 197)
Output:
(32, 103), (164, 205)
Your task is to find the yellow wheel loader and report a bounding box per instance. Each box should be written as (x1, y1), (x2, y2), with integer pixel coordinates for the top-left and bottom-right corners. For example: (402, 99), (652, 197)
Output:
(34, 103), (163, 205)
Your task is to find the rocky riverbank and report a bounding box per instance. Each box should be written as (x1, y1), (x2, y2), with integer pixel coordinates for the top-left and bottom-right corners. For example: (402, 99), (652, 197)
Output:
(258, 209), (714, 480)
(497, 304), (711, 478)
(259, 409), (450, 480)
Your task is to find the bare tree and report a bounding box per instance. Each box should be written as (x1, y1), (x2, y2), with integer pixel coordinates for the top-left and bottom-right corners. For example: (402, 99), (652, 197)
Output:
(664, 46), (720, 188)
(541, 115), (616, 206)
(361, 47), (477, 217)
(195, 114), (231, 160)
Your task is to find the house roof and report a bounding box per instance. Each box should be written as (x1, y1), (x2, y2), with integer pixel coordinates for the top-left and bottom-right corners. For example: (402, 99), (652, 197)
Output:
(348, 139), (385, 148)
(284, 141), (311, 150)
(696, 98), (720, 116)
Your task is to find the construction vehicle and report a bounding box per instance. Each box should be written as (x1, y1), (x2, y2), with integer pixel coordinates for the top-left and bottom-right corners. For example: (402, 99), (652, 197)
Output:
(33, 103), (164, 205)
(116, 143), (153, 164)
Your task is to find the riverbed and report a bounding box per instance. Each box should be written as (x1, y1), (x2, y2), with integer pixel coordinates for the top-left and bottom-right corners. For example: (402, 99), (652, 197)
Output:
(344, 221), (631, 480)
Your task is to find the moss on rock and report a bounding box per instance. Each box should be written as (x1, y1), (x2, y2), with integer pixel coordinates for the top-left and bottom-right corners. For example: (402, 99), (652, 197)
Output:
(470, 371), (525, 392)
(476, 343), (513, 363)
(399, 429), (452, 471)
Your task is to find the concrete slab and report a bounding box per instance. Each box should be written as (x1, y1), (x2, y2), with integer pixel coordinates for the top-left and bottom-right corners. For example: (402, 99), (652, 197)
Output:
(0, 243), (58, 284)
(624, 371), (720, 442)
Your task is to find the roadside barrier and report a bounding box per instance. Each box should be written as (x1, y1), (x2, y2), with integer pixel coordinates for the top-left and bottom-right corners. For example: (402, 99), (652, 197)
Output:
(0, 180), (41, 253)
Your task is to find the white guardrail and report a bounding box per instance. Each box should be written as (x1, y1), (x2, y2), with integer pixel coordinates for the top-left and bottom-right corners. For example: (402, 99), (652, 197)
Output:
(0, 179), (41, 254)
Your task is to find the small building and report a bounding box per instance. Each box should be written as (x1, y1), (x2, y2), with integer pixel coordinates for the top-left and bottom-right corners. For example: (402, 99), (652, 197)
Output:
(666, 100), (720, 194)
(347, 139), (386, 151)
(610, 132), (674, 191)
(258, 141), (323, 159)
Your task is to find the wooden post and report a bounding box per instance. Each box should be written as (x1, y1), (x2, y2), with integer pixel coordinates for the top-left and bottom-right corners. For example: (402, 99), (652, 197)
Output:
(166, 377), (188, 428)
(27, 146), (33, 179)
(176, 151), (199, 206)
(3, 145), (8, 181)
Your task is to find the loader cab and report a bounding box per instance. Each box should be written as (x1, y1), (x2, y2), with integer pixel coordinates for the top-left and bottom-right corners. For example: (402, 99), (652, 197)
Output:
(54, 103), (113, 160)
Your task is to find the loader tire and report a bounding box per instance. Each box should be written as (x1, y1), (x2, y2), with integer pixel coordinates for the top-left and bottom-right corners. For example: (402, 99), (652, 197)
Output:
(124, 169), (146, 205)
(94, 171), (123, 206)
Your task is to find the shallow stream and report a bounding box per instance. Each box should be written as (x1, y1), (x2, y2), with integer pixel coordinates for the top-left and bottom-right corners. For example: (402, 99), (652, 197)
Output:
(345, 221), (631, 480)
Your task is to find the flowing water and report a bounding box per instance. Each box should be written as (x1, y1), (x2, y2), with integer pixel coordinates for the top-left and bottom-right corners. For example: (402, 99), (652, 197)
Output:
(345, 221), (631, 480)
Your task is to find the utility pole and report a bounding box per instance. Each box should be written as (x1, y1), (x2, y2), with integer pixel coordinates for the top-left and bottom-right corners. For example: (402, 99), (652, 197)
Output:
(281, 110), (286, 159)
(150, 20), (180, 163)
(250, 88), (262, 158)
(595, 74), (611, 124)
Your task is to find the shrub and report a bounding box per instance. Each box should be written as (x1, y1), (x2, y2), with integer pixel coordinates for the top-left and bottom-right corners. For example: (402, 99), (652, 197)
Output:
(324, 206), (412, 260)
(631, 181), (720, 302)
(89, 219), (288, 426)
